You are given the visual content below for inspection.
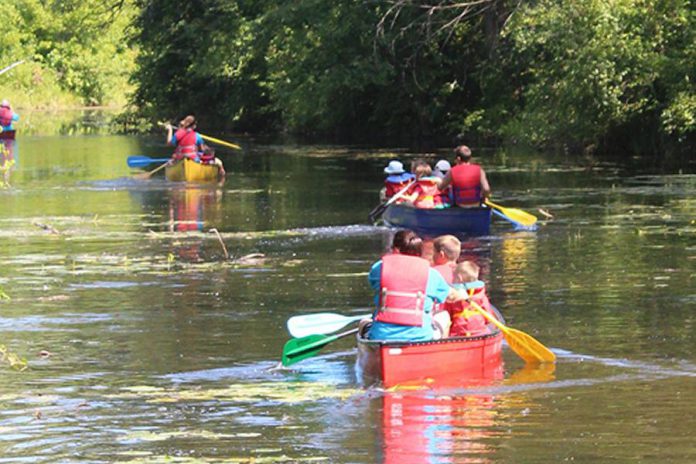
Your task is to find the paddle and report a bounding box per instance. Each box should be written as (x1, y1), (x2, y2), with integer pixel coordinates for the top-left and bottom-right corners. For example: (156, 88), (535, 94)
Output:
(199, 133), (241, 150)
(485, 199), (537, 227)
(127, 155), (171, 168)
(282, 327), (359, 366)
(467, 299), (555, 364)
(491, 209), (536, 230)
(368, 180), (415, 223)
(133, 160), (170, 180)
(287, 312), (371, 338)
(159, 122), (241, 150)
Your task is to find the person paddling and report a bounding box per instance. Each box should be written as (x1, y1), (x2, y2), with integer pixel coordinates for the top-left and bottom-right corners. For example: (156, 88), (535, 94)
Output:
(367, 230), (472, 341)
(0, 100), (19, 132)
(438, 145), (491, 207)
(445, 261), (495, 337)
(380, 160), (415, 202)
(165, 115), (205, 163)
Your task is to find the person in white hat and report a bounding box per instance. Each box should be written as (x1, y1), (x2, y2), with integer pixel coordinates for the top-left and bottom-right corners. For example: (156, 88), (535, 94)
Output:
(0, 99), (19, 132)
(432, 159), (451, 179)
(380, 159), (415, 201)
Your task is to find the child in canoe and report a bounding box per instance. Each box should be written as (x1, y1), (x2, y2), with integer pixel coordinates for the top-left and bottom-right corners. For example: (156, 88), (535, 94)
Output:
(445, 261), (494, 337)
(431, 235), (461, 284)
(380, 160), (415, 202)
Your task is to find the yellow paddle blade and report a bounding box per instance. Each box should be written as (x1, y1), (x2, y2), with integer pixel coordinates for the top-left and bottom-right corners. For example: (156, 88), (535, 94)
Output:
(200, 134), (241, 150)
(485, 200), (537, 227)
(502, 327), (556, 364)
(465, 299), (555, 364)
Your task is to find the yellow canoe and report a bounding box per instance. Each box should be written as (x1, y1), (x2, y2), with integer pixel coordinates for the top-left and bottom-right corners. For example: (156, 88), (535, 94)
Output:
(165, 158), (220, 183)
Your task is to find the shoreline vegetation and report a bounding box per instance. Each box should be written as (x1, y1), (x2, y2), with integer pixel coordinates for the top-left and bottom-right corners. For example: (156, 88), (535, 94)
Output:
(1, 0), (693, 157)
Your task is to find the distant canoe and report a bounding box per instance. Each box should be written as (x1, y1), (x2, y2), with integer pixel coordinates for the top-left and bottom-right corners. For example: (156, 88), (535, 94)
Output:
(0, 130), (16, 140)
(165, 158), (220, 183)
(382, 204), (491, 237)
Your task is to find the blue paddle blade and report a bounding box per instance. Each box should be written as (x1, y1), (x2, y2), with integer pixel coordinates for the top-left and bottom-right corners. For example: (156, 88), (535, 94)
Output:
(127, 156), (170, 168)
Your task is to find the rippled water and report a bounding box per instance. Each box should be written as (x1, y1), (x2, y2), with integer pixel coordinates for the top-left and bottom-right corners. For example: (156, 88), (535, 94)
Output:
(0, 111), (694, 462)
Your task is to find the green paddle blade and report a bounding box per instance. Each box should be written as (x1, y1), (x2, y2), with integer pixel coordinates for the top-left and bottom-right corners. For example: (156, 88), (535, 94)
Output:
(282, 334), (330, 366)
(281, 327), (360, 367)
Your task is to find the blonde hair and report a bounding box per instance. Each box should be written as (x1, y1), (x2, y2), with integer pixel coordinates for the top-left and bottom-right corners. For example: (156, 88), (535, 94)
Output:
(454, 261), (480, 283)
(414, 163), (432, 179)
(433, 235), (461, 261)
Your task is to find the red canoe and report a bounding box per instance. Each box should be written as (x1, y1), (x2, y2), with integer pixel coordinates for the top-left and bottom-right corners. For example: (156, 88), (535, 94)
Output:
(356, 326), (504, 388)
(0, 130), (16, 140)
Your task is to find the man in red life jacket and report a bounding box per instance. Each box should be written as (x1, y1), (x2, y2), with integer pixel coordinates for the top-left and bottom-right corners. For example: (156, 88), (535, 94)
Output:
(367, 230), (471, 341)
(0, 99), (19, 131)
(165, 115), (205, 162)
(438, 145), (491, 207)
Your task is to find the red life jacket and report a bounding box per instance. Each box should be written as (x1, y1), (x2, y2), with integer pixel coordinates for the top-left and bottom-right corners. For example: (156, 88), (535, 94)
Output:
(376, 254), (430, 326)
(385, 178), (412, 199)
(174, 129), (198, 155)
(450, 164), (482, 206)
(445, 284), (492, 337)
(0, 107), (12, 127)
(411, 177), (440, 209)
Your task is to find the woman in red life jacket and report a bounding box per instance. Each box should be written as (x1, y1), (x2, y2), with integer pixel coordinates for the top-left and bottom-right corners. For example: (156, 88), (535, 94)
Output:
(445, 261), (495, 337)
(165, 115), (205, 162)
(403, 161), (444, 209)
(0, 99), (19, 131)
(381, 160), (415, 202)
(438, 145), (491, 207)
(367, 230), (471, 341)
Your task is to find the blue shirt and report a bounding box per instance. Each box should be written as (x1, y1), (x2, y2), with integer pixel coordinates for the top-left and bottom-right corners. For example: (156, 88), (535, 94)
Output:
(1, 112), (19, 131)
(386, 173), (415, 183)
(367, 260), (452, 341)
(170, 132), (204, 146)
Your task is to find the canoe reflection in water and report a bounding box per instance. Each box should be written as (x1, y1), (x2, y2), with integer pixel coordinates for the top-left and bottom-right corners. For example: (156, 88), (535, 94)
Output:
(0, 139), (16, 188)
(168, 186), (223, 260)
(379, 363), (556, 463)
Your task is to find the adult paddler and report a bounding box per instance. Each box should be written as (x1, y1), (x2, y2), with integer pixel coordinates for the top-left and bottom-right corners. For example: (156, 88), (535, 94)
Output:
(438, 145), (491, 207)
(165, 115), (205, 162)
(367, 230), (472, 341)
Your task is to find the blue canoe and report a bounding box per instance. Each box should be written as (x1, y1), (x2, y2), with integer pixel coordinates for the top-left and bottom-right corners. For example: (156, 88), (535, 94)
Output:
(382, 204), (491, 237)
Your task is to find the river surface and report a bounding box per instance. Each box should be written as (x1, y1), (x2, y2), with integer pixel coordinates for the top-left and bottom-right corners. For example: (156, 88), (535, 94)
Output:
(0, 111), (694, 463)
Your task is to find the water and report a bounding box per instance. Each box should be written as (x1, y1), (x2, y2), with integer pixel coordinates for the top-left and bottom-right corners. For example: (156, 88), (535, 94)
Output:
(0, 111), (694, 462)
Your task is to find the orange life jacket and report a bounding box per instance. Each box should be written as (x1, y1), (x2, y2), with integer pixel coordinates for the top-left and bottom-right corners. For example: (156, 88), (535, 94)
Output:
(410, 177), (441, 209)
(450, 164), (482, 206)
(445, 282), (492, 337)
(376, 254), (430, 326)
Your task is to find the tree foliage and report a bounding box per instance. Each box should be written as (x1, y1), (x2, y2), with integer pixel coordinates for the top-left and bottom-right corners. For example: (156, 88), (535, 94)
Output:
(0, 0), (135, 107)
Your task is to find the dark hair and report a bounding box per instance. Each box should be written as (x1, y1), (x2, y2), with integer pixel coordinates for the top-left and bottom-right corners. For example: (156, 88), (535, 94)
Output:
(453, 145), (472, 161)
(392, 230), (423, 256)
(179, 115), (196, 129)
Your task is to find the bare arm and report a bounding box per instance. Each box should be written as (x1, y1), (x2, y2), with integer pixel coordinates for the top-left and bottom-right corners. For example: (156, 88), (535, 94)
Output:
(438, 171), (452, 191)
(445, 287), (470, 303)
(165, 124), (174, 145)
(480, 168), (491, 199)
